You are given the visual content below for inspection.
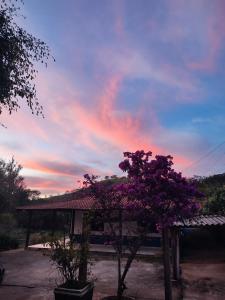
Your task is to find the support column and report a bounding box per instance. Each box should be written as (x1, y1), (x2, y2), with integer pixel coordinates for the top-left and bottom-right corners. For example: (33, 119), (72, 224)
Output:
(51, 210), (56, 236)
(78, 212), (89, 284)
(70, 210), (75, 236)
(162, 227), (172, 300)
(172, 229), (180, 280)
(25, 210), (33, 249)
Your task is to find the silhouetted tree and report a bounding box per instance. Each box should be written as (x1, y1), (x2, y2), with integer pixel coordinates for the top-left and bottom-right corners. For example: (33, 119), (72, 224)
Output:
(0, 157), (40, 212)
(0, 0), (53, 116)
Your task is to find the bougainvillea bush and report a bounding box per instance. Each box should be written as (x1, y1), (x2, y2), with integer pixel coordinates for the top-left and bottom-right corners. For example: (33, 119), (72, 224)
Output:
(84, 150), (202, 300)
(117, 151), (202, 229)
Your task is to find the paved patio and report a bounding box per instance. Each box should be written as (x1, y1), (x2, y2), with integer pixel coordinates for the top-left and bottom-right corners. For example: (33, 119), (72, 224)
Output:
(0, 249), (179, 300)
(28, 241), (162, 259)
(2, 248), (224, 300)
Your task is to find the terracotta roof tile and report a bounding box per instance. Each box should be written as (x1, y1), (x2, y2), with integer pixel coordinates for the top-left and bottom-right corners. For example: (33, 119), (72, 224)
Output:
(17, 196), (95, 211)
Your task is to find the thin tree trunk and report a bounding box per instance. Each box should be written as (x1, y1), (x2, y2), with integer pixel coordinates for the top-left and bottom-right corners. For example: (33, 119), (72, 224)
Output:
(162, 227), (172, 300)
(117, 209), (123, 300)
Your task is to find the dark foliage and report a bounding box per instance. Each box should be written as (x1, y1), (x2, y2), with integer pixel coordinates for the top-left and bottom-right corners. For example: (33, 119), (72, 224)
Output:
(0, 233), (19, 250)
(0, 157), (40, 213)
(0, 266), (4, 284)
(196, 173), (225, 214)
(0, 0), (52, 116)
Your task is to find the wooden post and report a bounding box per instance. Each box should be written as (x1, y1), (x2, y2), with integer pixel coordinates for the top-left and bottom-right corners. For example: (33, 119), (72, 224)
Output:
(78, 212), (89, 284)
(25, 210), (33, 249)
(172, 228), (180, 280)
(162, 227), (172, 300)
(70, 210), (75, 236)
(51, 210), (56, 236)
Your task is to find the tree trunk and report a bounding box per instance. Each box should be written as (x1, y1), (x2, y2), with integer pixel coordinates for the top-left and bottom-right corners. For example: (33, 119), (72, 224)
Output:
(162, 227), (172, 300)
(117, 209), (123, 300)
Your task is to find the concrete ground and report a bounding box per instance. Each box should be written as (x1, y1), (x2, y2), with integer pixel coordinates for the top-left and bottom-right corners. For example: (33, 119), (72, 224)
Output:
(181, 248), (225, 300)
(0, 249), (179, 300)
(1, 248), (224, 300)
(181, 262), (225, 300)
(28, 242), (162, 259)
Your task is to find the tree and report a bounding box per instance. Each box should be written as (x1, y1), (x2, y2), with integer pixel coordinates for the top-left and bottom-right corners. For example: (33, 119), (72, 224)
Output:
(205, 187), (225, 214)
(84, 150), (202, 300)
(0, 157), (40, 212)
(196, 173), (225, 214)
(0, 0), (52, 116)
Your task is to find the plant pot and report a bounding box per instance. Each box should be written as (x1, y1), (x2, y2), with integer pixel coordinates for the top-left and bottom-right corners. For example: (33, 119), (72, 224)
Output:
(54, 282), (94, 300)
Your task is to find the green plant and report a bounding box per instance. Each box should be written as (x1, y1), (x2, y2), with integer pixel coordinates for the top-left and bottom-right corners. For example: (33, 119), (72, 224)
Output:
(49, 238), (91, 289)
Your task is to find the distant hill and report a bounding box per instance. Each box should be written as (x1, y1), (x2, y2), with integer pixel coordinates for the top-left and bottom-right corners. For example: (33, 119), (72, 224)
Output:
(197, 173), (225, 187)
(196, 173), (225, 214)
(32, 176), (127, 205)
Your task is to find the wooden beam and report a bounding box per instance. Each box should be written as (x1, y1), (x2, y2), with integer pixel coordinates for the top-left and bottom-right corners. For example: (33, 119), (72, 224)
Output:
(162, 227), (172, 300)
(175, 229), (180, 280)
(173, 229), (180, 280)
(25, 210), (33, 249)
(70, 210), (75, 236)
(51, 211), (56, 236)
(78, 212), (89, 284)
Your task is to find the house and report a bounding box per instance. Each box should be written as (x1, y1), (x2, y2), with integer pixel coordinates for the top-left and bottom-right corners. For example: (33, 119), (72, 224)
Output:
(17, 198), (225, 280)
(17, 196), (161, 248)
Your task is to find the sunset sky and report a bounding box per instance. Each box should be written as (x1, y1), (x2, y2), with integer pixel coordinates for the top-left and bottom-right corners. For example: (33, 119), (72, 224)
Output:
(1, 0), (225, 195)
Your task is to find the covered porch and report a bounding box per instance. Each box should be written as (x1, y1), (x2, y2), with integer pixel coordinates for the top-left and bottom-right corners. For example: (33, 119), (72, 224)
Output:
(17, 196), (162, 253)
(17, 199), (225, 283)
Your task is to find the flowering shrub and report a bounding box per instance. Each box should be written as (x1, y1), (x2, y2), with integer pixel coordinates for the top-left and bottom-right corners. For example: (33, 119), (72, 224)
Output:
(84, 150), (202, 299)
(117, 151), (202, 229)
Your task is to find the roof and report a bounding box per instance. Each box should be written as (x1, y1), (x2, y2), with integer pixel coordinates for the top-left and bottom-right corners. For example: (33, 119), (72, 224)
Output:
(17, 200), (225, 228)
(17, 196), (95, 211)
(173, 215), (225, 227)
(16, 196), (132, 211)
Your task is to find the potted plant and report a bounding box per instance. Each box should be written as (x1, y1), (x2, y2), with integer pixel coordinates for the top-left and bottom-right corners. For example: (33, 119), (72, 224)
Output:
(49, 238), (94, 300)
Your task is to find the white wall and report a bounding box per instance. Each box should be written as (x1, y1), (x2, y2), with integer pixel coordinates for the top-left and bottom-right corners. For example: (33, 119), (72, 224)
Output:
(73, 211), (160, 238)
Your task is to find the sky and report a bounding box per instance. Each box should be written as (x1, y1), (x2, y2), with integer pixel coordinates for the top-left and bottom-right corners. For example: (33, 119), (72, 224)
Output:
(1, 0), (225, 195)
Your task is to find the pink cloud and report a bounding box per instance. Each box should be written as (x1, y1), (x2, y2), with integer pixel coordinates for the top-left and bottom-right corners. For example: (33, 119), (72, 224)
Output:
(25, 176), (74, 194)
(68, 75), (191, 167)
(23, 159), (96, 177)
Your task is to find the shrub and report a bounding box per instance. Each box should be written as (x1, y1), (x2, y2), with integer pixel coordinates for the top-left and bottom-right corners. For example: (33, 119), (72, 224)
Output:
(0, 213), (17, 234)
(49, 239), (91, 289)
(0, 234), (19, 250)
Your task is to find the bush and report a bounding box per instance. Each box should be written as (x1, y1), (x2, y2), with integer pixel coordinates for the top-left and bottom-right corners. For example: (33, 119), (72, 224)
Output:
(0, 266), (5, 285)
(30, 231), (64, 245)
(0, 234), (19, 250)
(49, 239), (81, 287)
(0, 213), (17, 234)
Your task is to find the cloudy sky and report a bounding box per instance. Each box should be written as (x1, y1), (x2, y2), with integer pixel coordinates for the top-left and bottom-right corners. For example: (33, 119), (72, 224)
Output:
(1, 0), (225, 195)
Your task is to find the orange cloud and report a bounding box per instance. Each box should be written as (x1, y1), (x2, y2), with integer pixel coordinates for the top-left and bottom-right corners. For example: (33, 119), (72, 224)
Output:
(68, 75), (190, 167)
